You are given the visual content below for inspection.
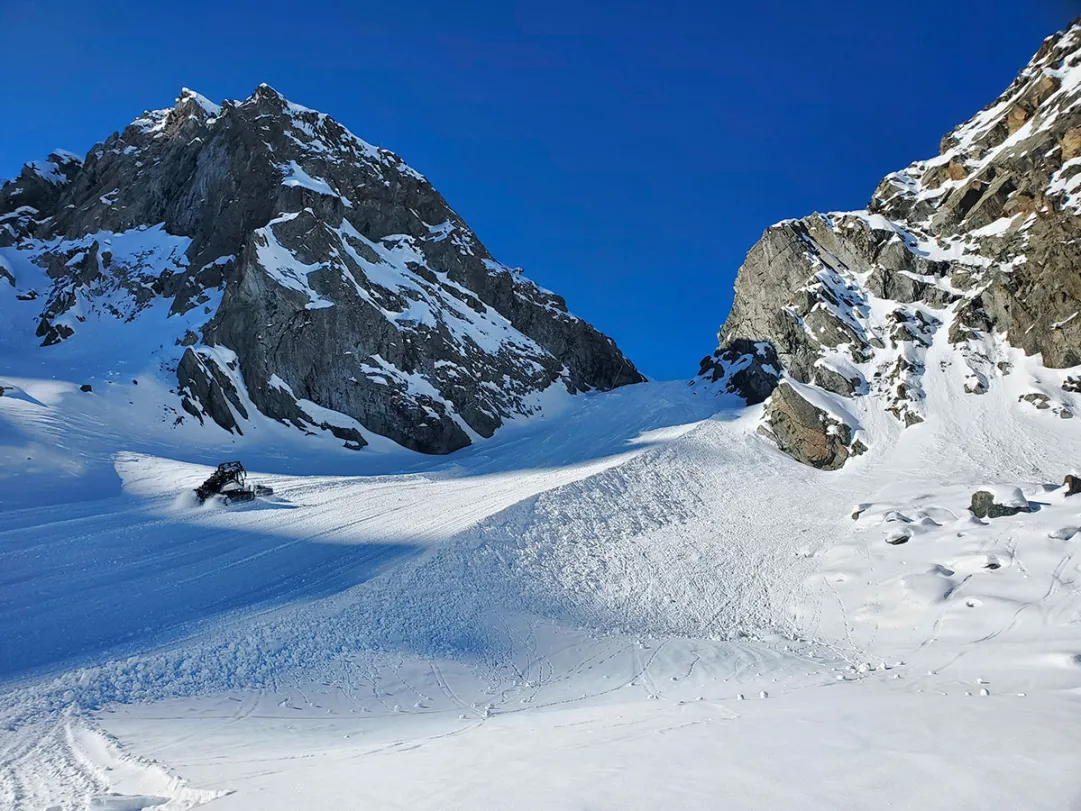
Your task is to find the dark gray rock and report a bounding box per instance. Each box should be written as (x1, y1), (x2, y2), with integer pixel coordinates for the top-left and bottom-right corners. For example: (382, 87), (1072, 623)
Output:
(697, 339), (780, 404)
(970, 489), (1031, 519)
(177, 349), (246, 435)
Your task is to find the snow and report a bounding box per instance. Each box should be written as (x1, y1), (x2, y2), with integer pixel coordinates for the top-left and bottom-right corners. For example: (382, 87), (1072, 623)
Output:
(130, 108), (171, 136)
(2, 336), (1081, 809)
(178, 88), (221, 118)
(1048, 157), (1081, 212)
(51, 149), (83, 164)
(333, 219), (555, 363)
(27, 157), (70, 185)
(972, 484), (1029, 509)
(279, 160), (350, 206)
(252, 221), (335, 310)
(967, 213), (1023, 237)
(0, 223), (193, 345)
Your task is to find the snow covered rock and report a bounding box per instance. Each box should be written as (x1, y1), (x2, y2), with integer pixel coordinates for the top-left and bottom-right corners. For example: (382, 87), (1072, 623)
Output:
(698, 18), (1081, 468)
(969, 486), (1031, 519)
(0, 85), (643, 453)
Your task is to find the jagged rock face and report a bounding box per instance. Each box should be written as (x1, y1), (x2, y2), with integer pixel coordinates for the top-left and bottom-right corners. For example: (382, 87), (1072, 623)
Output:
(0, 86), (642, 453)
(700, 19), (1081, 468)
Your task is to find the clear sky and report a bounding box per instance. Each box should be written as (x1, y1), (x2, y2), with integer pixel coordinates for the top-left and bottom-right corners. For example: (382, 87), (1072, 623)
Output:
(1, 0), (1075, 379)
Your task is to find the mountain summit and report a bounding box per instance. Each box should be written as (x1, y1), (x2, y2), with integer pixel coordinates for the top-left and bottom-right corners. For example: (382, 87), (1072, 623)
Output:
(0, 85), (643, 453)
(699, 19), (1081, 469)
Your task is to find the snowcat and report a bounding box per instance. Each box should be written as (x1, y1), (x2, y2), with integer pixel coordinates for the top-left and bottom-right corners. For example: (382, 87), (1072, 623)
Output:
(194, 461), (274, 505)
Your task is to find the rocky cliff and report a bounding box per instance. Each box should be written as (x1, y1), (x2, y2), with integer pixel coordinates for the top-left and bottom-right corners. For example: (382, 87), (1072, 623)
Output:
(0, 86), (642, 453)
(699, 19), (1081, 469)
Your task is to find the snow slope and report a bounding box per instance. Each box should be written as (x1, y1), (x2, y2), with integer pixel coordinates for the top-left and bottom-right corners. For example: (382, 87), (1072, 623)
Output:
(2, 345), (1081, 809)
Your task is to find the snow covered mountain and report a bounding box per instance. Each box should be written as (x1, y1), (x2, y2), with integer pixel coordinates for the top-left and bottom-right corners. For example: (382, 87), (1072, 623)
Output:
(0, 85), (642, 454)
(698, 19), (1081, 469)
(5, 21), (1081, 811)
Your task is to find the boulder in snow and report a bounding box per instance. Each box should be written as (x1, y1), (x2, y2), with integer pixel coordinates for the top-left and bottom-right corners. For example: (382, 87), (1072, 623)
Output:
(1064, 475), (1081, 497)
(969, 487), (1031, 519)
(758, 381), (866, 470)
(885, 527), (912, 545)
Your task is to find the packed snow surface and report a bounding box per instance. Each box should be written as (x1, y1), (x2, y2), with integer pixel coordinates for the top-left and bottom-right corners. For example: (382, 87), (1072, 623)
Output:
(2, 353), (1081, 808)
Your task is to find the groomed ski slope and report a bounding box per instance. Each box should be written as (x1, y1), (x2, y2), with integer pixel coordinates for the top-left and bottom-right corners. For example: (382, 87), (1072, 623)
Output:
(2, 344), (1081, 809)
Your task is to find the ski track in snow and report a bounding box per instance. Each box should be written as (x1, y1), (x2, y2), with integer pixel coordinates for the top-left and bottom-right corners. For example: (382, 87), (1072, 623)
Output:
(3, 368), (1081, 808)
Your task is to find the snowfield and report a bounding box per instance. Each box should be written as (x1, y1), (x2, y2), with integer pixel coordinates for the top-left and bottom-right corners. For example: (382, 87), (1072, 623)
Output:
(2, 345), (1081, 809)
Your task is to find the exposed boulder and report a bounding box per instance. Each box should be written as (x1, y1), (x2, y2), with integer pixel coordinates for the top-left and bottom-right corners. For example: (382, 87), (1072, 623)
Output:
(758, 382), (865, 471)
(1020, 392), (1052, 410)
(970, 487), (1031, 519)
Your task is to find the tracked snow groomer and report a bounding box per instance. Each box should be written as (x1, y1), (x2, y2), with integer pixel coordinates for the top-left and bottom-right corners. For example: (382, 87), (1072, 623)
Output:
(194, 461), (274, 504)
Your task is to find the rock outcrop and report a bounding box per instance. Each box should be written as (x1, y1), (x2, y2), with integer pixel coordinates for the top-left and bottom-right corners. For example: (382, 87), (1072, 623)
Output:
(0, 86), (642, 453)
(758, 382), (866, 471)
(699, 18), (1081, 468)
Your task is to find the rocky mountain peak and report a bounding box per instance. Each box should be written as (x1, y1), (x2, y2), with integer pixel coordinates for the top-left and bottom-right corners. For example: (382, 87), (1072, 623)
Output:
(699, 18), (1081, 469)
(0, 87), (643, 454)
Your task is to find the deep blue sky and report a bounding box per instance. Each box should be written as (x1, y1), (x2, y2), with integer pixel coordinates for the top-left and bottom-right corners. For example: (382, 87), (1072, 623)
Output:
(1, 1), (1075, 379)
